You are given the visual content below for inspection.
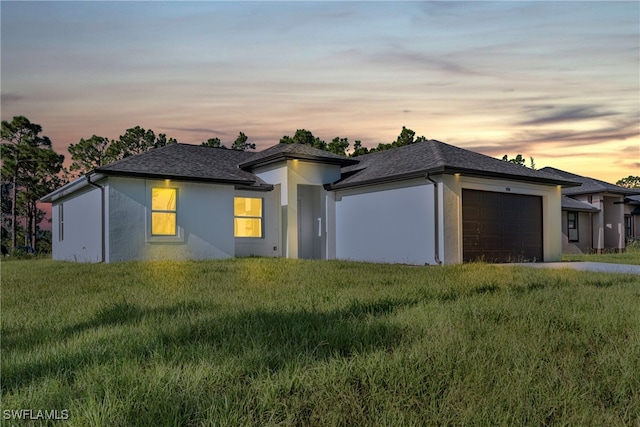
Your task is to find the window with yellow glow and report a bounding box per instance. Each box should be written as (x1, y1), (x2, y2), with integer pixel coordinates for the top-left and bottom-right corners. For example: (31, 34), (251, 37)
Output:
(234, 197), (262, 237)
(151, 188), (177, 235)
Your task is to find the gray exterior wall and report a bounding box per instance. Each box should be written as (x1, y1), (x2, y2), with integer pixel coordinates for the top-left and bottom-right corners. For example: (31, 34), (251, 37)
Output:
(571, 193), (626, 251)
(106, 177), (235, 262)
(234, 186), (281, 258)
(603, 195), (624, 249)
(51, 185), (103, 262)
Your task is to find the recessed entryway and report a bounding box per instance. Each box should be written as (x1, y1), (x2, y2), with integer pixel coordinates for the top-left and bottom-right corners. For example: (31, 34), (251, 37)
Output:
(297, 185), (322, 259)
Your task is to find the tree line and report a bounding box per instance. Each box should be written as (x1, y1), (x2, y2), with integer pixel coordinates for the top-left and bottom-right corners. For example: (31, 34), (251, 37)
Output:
(2, 115), (638, 254)
(278, 126), (427, 157)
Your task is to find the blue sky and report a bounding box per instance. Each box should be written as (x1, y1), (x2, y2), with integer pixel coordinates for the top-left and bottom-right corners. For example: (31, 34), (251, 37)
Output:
(2, 1), (638, 183)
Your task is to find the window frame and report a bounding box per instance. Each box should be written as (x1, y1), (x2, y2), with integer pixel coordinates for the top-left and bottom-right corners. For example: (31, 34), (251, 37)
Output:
(567, 211), (579, 242)
(234, 197), (264, 238)
(624, 215), (632, 240)
(147, 186), (183, 242)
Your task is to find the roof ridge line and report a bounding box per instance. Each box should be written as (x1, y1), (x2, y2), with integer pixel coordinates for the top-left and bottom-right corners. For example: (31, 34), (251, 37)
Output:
(428, 139), (446, 165)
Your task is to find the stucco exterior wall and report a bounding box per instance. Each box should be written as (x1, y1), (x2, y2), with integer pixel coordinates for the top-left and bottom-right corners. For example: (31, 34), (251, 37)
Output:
(51, 186), (103, 262)
(333, 179), (436, 265)
(573, 194), (625, 251)
(253, 164), (289, 257)
(587, 195), (605, 251)
(440, 174), (563, 263)
(603, 195), (624, 249)
(107, 177), (235, 262)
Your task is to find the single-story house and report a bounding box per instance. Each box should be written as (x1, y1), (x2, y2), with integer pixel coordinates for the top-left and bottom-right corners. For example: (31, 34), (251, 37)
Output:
(539, 167), (640, 253)
(624, 194), (640, 241)
(42, 140), (579, 264)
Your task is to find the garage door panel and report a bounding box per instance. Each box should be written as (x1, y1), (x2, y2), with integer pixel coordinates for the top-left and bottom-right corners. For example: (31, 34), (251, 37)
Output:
(462, 189), (543, 263)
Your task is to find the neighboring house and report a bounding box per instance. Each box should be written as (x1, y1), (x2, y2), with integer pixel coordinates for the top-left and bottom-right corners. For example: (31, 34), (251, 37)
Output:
(540, 167), (640, 253)
(42, 141), (578, 264)
(623, 194), (640, 242)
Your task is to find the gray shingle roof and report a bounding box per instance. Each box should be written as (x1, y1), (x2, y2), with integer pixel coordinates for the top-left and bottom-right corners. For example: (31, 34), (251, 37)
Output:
(82, 141), (588, 189)
(47, 141), (590, 202)
(238, 143), (359, 169)
(329, 140), (579, 189)
(96, 143), (269, 187)
(561, 196), (600, 212)
(539, 167), (640, 196)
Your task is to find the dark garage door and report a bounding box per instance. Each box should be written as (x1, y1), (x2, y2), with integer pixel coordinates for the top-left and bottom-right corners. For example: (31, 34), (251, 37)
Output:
(462, 189), (543, 263)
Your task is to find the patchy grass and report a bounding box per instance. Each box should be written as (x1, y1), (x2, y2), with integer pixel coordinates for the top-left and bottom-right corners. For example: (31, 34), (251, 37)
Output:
(2, 258), (639, 426)
(563, 246), (640, 265)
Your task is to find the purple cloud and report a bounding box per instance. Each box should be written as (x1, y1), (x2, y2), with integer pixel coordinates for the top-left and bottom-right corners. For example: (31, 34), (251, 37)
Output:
(518, 106), (619, 126)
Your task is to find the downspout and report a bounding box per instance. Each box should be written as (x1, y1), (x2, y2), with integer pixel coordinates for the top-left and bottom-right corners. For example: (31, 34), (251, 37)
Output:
(426, 174), (443, 265)
(589, 212), (594, 254)
(86, 174), (105, 263)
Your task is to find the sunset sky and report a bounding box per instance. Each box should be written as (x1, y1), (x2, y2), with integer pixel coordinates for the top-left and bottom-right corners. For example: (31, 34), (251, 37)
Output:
(2, 1), (638, 184)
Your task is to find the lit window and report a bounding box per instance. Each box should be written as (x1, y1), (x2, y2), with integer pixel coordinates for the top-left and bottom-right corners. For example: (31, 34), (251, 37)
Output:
(151, 188), (177, 235)
(234, 197), (262, 237)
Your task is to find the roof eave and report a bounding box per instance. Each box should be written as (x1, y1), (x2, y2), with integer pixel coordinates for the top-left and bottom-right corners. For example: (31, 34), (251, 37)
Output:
(560, 201), (601, 212)
(234, 183), (274, 192)
(563, 206), (600, 213)
(326, 170), (435, 191)
(96, 169), (257, 186)
(40, 172), (107, 203)
(327, 167), (580, 191)
(441, 167), (581, 187)
(564, 188), (640, 197)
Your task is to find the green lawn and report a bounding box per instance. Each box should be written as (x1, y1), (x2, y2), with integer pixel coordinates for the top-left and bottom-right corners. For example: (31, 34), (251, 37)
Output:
(2, 258), (639, 426)
(563, 246), (640, 265)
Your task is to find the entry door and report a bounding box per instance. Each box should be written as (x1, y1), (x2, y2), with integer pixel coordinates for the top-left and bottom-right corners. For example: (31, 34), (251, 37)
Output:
(298, 185), (322, 259)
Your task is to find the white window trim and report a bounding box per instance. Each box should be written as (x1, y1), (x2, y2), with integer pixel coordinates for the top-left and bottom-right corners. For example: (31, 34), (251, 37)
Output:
(146, 186), (184, 243)
(234, 196), (264, 239)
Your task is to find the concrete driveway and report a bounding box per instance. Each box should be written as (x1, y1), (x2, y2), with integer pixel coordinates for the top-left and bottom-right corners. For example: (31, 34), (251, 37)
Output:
(507, 262), (640, 275)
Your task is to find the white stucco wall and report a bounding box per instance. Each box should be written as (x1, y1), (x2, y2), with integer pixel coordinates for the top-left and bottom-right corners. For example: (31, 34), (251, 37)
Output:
(254, 163), (289, 205)
(107, 177), (235, 262)
(334, 179), (436, 265)
(51, 186), (103, 262)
